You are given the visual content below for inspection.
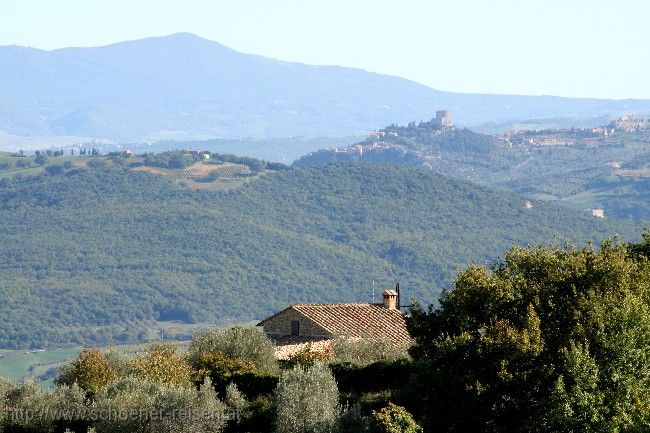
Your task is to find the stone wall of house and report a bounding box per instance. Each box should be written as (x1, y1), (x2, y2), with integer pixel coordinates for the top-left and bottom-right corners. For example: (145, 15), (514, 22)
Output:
(261, 308), (330, 338)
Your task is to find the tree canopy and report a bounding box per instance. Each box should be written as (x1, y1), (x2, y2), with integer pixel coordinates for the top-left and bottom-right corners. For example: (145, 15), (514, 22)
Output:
(406, 237), (650, 432)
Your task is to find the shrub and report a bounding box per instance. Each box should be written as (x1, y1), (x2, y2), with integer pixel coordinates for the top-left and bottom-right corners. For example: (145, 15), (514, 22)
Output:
(87, 159), (109, 170)
(0, 383), (88, 432)
(332, 336), (410, 367)
(370, 403), (422, 433)
(189, 328), (278, 374)
(15, 159), (31, 168)
(51, 383), (89, 432)
(91, 376), (227, 433)
(275, 363), (340, 433)
(199, 170), (220, 182)
(194, 351), (257, 386)
(169, 154), (197, 169)
(224, 382), (247, 431)
(336, 404), (371, 433)
(34, 154), (48, 165)
(227, 372), (279, 399)
(237, 395), (276, 433)
(266, 162), (289, 171)
(225, 382), (247, 412)
(128, 343), (193, 386)
(56, 348), (118, 395)
(45, 164), (65, 175)
(0, 378), (11, 428)
(330, 360), (413, 395)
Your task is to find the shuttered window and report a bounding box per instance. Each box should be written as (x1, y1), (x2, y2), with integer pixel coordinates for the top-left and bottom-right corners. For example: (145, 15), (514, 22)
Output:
(291, 320), (300, 336)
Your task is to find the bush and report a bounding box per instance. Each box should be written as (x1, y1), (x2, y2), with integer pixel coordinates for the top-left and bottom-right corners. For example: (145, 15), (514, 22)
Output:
(331, 336), (410, 367)
(336, 404), (371, 433)
(330, 360), (413, 395)
(225, 382), (247, 412)
(143, 150), (204, 169)
(189, 328), (278, 374)
(45, 164), (65, 175)
(91, 376), (227, 433)
(226, 372), (279, 399)
(87, 159), (110, 170)
(275, 363), (340, 433)
(34, 154), (48, 165)
(370, 403), (422, 433)
(194, 351), (257, 386)
(56, 348), (118, 395)
(266, 162), (289, 171)
(237, 395), (276, 433)
(0, 380), (88, 432)
(128, 343), (194, 386)
(15, 159), (31, 168)
(169, 153), (197, 169)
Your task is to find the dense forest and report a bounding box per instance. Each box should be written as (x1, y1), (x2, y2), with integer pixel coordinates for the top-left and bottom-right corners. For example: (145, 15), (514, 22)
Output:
(0, 159), (641, 348)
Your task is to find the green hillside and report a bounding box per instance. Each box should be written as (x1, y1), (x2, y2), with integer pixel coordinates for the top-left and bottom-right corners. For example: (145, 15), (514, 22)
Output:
(0, 160), (641, 349)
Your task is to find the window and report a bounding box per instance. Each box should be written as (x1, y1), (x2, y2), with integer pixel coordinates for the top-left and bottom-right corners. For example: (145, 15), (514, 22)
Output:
(291, 320), (300, 336)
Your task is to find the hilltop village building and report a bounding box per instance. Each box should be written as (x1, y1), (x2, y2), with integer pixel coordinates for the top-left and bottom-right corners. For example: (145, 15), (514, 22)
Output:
(257, 289), (411, 359)
(433, 110), (454, 129)
(502, 114), (649, 148)
(608, 115), (649, 132)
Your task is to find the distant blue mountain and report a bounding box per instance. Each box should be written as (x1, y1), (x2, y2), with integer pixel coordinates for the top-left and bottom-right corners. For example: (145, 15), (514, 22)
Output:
(1, 32), (650, 140)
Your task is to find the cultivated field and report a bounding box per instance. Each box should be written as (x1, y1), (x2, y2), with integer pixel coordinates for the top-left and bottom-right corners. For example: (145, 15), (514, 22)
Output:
(184, 162), (251, 178)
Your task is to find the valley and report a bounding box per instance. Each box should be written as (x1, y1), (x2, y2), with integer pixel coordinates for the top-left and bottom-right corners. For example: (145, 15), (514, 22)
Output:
(0, 152), (639, 349)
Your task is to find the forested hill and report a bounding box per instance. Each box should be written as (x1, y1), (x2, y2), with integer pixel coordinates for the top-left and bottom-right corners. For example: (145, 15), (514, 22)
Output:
(0, 161), (640, 348)
(294, 127), (511, 170)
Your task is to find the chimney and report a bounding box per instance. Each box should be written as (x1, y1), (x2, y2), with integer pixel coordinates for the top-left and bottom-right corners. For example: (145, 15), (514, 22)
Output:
(382, 289), (398, 310)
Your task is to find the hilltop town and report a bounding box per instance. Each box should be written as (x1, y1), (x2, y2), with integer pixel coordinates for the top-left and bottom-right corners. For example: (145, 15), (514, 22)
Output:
(501, 114), (650, 147)
(295, 111), (650, 220)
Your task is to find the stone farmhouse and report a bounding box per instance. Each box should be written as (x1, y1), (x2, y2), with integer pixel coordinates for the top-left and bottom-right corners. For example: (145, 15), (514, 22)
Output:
(257, 289), (411, 359)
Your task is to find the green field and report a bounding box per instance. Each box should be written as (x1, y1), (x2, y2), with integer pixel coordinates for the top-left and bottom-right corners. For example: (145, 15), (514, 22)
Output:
(0, 347), (81, 385)
(0, 320), (258, 385)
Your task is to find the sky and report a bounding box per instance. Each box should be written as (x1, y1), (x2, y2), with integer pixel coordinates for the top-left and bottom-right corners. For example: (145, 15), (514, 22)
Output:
(1, 0), (648, 100)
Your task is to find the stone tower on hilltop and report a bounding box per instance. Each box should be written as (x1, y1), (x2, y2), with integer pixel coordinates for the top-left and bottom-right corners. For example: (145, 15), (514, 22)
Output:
(433, 110), (454, 129)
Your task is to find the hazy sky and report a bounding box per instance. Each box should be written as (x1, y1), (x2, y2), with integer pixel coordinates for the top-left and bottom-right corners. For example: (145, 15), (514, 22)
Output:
(1, 0), (648, 99)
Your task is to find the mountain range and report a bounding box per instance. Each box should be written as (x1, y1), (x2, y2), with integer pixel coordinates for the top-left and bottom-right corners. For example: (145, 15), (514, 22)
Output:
(2, 33), (650, 143)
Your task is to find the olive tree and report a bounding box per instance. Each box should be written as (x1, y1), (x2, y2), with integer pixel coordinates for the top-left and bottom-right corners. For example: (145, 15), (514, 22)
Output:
(275, 363), (340, 433)
(188, 327), (278, 375)
(91, 376), (227, 433)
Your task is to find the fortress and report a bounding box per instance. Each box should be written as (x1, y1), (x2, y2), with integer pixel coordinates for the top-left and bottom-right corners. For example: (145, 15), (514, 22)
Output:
(433, 110), (454, 129)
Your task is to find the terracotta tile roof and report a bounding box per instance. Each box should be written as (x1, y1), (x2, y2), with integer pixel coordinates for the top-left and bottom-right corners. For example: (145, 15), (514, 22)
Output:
(287, 303), (412, 346)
